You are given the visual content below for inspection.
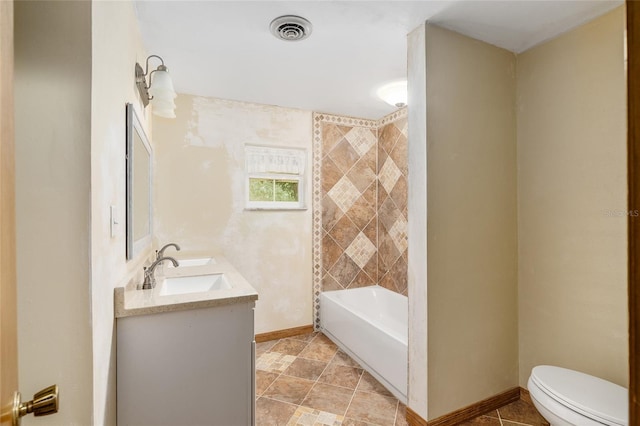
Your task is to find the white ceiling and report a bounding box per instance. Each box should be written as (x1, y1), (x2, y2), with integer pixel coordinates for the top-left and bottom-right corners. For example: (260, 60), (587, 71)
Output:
(134, 0), (622, 120)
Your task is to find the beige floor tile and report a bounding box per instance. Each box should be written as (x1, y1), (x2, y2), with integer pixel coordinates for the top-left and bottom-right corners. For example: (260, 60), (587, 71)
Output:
(482, 410), (500, 419)
(256, 397), (298, 425)
(299, 339), (339, 362)
(318, 363), (363, 389)
(342, 418), (377, 426)
(498, 400), (549, 425)
(270, 338), (310, 356)
(283, 358), (328, 381)
(331, 349), (362, 368)
(257, 352), (297, 373)
(256, 340), (279, 357)
(313, 333), (339, 349)
(289, 332), (319, 343)
(345, 391), (398, 425)
(301, 383), (355, 415)
(287, 406), (345, 426)
(457, 415), (503, 425)
(256, 370), (280, 396)
(263, 375), (315, 405)
(394, 403), (408, 426)
(356, 371), (394, 397)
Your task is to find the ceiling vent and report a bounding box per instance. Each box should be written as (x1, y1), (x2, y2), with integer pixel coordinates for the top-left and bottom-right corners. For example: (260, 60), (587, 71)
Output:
(270, 15), (312, 42)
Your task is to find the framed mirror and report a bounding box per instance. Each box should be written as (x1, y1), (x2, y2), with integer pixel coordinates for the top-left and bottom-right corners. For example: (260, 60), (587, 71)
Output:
(126, 103), (152, 260)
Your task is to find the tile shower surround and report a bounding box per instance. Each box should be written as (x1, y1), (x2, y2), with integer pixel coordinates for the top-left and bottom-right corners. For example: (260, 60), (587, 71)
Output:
(255, 332), (550, 426)
(312, 110), (408, 328)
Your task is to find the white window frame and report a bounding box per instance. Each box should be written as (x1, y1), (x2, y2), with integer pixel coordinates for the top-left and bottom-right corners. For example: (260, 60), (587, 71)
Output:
(245, 145), (306, 211)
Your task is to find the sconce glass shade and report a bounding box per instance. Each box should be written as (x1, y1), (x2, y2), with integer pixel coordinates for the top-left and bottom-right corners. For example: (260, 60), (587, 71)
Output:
(149, 70), (177, 118)
(152, 98), (176, 118)
(376, 80), (407, 108)
(136, 55), (177, 118)
(153, 106), (176, 119)
(149, 70), (176, 100)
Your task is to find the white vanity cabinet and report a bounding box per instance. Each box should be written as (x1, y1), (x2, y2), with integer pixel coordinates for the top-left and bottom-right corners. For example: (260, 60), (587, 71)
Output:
(116, 301), (256, 426)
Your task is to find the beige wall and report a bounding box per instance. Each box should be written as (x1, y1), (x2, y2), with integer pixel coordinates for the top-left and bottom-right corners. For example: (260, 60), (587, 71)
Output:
(517, 7), (628, 388)
(91, 1), (151, 424)
(15, 1), (151, 423)
(15, 1), (93, 424)
(425, 24), (519, 419)
(153, 95), (313, 334)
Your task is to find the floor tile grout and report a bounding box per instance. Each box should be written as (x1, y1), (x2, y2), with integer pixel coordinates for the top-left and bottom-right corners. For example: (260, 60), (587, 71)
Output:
(298, 339), (337, 412)
(257, 332), (393, 425)
(342, 367), (363, 421)
(258, 333), (547, 426)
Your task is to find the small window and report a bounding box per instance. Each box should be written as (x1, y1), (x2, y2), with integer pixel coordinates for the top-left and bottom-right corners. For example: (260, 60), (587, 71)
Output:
(245, 145), (306, 210)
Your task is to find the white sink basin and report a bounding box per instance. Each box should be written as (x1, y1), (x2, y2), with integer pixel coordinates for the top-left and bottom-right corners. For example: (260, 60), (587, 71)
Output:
(167, 257), (215, 268)
(159, 274), (231, 296)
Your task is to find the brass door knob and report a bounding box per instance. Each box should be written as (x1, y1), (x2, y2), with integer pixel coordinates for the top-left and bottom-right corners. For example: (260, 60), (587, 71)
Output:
(12, 385), (59, 426)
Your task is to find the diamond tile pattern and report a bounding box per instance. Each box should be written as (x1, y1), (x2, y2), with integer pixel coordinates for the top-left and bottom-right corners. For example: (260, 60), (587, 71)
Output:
(345, 232), (377, 269)
(317, 113), (408, 298)
(388, 217), (408, 254)
(313, 111), (408, 328)
(344, 126), (377, 156)
(379, 157), (402, 194)
(377, 118), (408, 295)
(328, 177), (361, 214)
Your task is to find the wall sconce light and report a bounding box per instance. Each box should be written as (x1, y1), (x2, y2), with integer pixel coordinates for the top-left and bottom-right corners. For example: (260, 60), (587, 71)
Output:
(376, 80), (407, 108)
(135, 55), (177, 118)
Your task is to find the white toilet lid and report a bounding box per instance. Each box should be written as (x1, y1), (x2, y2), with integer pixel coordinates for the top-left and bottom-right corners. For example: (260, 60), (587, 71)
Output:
(531, 366), (628, 426)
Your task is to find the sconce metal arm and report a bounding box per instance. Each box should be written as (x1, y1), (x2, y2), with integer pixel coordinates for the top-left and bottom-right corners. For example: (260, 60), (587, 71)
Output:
(135, 55), (167, 107)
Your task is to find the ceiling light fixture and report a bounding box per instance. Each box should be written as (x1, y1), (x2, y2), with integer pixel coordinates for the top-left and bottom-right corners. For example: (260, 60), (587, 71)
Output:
(377, 80), (407, 108)
(135, 55), (177, 118)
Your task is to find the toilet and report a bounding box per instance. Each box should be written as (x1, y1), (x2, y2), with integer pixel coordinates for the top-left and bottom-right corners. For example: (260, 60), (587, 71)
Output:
(528, 365), (628, 426)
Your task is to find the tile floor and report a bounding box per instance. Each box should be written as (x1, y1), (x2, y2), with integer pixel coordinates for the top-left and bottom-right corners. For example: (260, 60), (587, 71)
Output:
(458, 399), (549, 426)
(255, 332), (549, 426)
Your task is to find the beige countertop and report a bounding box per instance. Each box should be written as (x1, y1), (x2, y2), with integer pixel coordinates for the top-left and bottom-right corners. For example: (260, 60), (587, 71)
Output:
(114, 254), (258, 318)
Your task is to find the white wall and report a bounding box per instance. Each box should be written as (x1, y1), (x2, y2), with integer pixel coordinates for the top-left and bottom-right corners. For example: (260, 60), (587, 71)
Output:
(91, 1), (151, 424)
(153, 95), (314, 334)
(15, 2), (93, 424)
(407, 23), (429, 420)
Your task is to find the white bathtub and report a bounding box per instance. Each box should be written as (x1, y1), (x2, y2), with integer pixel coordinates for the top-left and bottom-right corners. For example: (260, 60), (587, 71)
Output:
(320, 286), (408, 403)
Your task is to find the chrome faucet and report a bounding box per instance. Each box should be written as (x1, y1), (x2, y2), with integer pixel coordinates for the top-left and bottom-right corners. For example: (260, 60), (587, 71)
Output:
(157, 242), (181, 260)
(142, 256), (179, 290)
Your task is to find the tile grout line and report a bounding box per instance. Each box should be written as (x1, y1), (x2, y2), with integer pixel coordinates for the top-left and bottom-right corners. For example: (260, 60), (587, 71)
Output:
(261, 336), (315, 426)
(259, 333), (403, 426)
(497, 409), (504, 426)
(392, 398), (400, 426)
(298, 342), (335, 408)
(502, 420), (537, 426)
(285, 333), (344, 424)
(289, 337), (316, 413)
(256, 338), (288, 398)
(342, 372), (363, 423)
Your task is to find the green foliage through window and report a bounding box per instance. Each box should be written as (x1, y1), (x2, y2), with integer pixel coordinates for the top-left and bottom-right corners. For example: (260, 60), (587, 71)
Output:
(249, 178), (299, 202)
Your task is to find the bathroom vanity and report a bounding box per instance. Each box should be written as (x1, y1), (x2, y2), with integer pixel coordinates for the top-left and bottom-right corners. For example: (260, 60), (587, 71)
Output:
(115, 256), (258, 426)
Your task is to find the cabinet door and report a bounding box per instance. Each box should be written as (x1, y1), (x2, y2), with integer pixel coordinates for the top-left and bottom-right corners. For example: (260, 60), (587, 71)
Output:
(118, 303), (255, 425)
